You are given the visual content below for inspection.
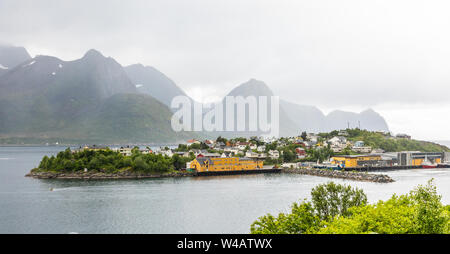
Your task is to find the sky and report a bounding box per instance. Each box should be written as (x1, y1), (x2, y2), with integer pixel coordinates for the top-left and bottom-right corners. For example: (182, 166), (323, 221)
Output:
(0, 0), (449, 141)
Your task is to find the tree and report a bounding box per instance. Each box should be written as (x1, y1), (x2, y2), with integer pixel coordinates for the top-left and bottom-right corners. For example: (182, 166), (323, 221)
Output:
(133, 156), (149, 172)
(251, 201), (320, 234)
(317, 180), (450, 234)
(39, 156), (50, 169)
(311, 182), (367, 221)
(410, 179), (448, 234)
(301, 131), (308, 141)
(281, 148), (295, 162)
(88, 157), (101, 170)
(251, 179), (450, 234)
(251, 182), (367, 234)
(317, 194), (416, 234)
(216, 136), (227, 144)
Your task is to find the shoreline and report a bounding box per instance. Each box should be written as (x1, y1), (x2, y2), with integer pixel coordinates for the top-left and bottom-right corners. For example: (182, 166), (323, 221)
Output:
(25, 171), (196, 180)
(26, 167), (394, 183)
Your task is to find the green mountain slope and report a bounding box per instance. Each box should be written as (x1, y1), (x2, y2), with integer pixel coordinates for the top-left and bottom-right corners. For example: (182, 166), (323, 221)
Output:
(0, 50), (194, 144)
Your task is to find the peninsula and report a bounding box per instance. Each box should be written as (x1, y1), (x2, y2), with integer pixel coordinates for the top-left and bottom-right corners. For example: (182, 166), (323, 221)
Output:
(26, 129), (449, 182)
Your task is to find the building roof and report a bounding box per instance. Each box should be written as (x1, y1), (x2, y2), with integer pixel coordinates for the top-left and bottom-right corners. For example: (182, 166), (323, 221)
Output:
(196, 157), (213, 165)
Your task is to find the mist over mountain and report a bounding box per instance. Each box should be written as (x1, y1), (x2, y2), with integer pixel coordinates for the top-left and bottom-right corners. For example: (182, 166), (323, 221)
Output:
(124, 64), (190, 108)
(0, 45), (31, 76)
(325, 109), (389, 132)
(0, 45), (390, 144)
(223, 79), (390, 136)
(218, 79), (300, 137)
(280, 100), (327, 133)
(0, 49), (191, 143)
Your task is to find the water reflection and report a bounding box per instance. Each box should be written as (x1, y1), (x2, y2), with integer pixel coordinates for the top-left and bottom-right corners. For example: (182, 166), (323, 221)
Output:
(1, 146), (449, 233)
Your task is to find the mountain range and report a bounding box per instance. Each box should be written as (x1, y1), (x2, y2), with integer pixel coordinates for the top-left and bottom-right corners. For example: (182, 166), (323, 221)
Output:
(0, 45), (389, 144)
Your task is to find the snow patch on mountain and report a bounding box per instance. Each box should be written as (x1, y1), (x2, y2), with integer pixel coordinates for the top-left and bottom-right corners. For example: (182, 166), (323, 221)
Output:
(23, 60), (36, 67)
(0, 63), (8, 69)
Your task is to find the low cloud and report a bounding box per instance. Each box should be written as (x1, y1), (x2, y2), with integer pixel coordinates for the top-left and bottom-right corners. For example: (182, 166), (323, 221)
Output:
(1, 0), (450, 139)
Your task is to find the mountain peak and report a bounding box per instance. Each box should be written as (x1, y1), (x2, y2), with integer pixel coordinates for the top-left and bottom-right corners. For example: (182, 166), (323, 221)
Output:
(0, 45), (32, 69)
(83, 49), (105, 59)
(227, 79), (274, 97)
(361, 108), (376, 114)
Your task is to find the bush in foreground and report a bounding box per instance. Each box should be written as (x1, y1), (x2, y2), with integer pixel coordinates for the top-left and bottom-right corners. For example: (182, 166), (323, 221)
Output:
(250, 180), (450, 234)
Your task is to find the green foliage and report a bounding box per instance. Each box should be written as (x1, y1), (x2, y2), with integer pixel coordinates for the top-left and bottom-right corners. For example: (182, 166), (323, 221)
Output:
(175, 144), (189, 152)
(35, 147), (194, 174)
(216, 136), (228, 144)
(317, 194), (416, 234)
(263, 157), (282, 165)
(250, 201), (321, 234)
(316, 129), (449, 152)
(251, 182), (367, 234)
(346, 129), (449, 152)
(251, 180), (450, 234)
(189, 142), (209, 150)
(305, 146), (334, 163)
(172, 153), (196, 170)
(311, 182), (367, 221)
(410, 179), (448, 234)
(265, 142), (278, 152)
(301, 131), (308, 141)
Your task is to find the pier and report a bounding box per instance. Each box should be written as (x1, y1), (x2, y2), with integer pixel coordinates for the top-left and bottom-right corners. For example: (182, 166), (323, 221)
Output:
(283, 168), (394, 183)
(343, 165), (422, 172)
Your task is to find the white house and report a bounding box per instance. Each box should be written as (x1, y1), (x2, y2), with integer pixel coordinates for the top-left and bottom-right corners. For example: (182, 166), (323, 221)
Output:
(245, 151), (267, 159)
(352, 146), (372, 153)
(329, 136), (347, 145)
(159, 149), (174, 157)
(268, 150), (280, 159)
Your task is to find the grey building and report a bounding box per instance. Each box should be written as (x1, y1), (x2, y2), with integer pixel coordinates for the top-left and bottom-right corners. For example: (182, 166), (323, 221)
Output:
(397, 151), (444, 166)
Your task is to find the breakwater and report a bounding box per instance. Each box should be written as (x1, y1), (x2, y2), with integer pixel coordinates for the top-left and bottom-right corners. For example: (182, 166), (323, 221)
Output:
(343, 165), (422, 172)
(282, 168), (394, 183)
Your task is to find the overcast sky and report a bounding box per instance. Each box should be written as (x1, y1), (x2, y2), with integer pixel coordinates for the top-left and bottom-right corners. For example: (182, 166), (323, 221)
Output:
(1, 0), (449, 141)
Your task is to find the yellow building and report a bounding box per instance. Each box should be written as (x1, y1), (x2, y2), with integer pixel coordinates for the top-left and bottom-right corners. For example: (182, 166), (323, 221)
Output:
(189, 157), (263, 172)
(410, 158), (441, 166)
(331, 155), (382, 168)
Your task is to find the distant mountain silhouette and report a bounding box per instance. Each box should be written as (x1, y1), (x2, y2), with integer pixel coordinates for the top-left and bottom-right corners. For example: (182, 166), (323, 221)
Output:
(0, 45), (390, 144)
(0, 45), (31, 76)
(221, 79), (389, 136)
(325, 109), (389, 132)
(0, 49), (192, 143)
(218, 79), (300, 137)
(124, 63), (191, 107)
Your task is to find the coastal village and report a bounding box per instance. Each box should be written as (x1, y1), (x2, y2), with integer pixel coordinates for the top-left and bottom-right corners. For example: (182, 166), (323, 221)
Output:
(79, 129), (450, 174)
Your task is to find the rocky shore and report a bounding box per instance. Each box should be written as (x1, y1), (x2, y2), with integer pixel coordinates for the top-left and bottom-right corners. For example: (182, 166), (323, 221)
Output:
(25, 168), (394, 182)
(282, 168), (394, 183)
(25, 171), (196, 180)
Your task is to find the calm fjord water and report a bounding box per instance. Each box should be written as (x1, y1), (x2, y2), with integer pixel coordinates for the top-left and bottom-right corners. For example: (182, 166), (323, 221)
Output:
(1, 146), (450, 234)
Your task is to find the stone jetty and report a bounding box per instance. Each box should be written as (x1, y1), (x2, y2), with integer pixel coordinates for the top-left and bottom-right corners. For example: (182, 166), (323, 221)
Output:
(282, 168), (394, 183)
